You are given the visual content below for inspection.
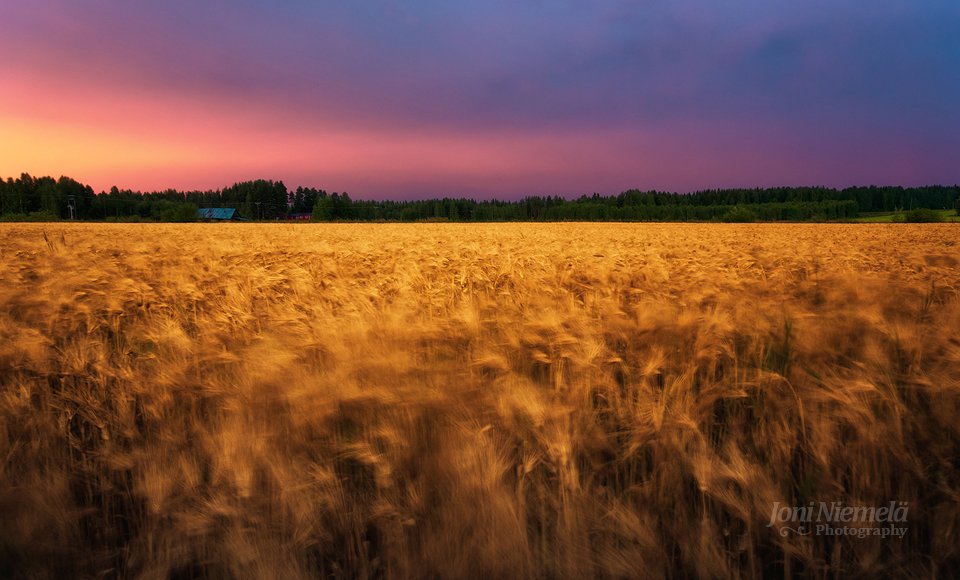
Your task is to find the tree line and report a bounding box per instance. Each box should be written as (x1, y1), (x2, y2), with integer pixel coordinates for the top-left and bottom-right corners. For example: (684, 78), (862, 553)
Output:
(2, 173), (959, 223)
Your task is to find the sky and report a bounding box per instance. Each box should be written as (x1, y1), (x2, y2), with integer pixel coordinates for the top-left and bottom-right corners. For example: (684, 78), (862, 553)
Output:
(1, 0), (958, 200)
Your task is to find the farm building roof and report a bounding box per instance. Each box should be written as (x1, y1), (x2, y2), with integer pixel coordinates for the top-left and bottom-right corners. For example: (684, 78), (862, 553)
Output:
(196, 208), (243, 220)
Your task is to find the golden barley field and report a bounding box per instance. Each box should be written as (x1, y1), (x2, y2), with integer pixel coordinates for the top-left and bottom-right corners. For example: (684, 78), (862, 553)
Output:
(1, 222), (959, 579)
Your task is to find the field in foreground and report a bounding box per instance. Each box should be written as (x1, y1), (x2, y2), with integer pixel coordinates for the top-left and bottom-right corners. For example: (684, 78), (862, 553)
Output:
(1, 222), (959, 579)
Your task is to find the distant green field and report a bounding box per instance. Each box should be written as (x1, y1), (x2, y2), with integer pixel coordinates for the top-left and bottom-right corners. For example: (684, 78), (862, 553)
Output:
(854, 209), (960, 223)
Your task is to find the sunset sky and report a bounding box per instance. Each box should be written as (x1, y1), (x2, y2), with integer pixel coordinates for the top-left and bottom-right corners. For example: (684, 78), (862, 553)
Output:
(2, 0), (958, 200)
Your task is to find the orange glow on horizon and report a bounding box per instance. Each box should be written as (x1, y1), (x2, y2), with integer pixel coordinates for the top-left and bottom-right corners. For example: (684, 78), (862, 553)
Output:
(2, 67), (679, 195)
(1, 63), (825, 197)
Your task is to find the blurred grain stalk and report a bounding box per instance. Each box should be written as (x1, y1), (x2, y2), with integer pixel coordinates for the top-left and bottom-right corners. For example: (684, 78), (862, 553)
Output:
(1, 222), (958, 579)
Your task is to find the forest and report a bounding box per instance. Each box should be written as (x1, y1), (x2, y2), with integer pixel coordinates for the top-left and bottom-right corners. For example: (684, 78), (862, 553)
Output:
(2, 172), (959, 222)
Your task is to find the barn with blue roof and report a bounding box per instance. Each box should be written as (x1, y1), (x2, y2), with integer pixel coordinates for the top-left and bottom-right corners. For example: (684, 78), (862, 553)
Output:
(196, 208), (245, 221)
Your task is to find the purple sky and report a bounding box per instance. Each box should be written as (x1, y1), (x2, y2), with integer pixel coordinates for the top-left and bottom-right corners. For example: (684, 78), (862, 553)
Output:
(2, 0), (958, 199)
